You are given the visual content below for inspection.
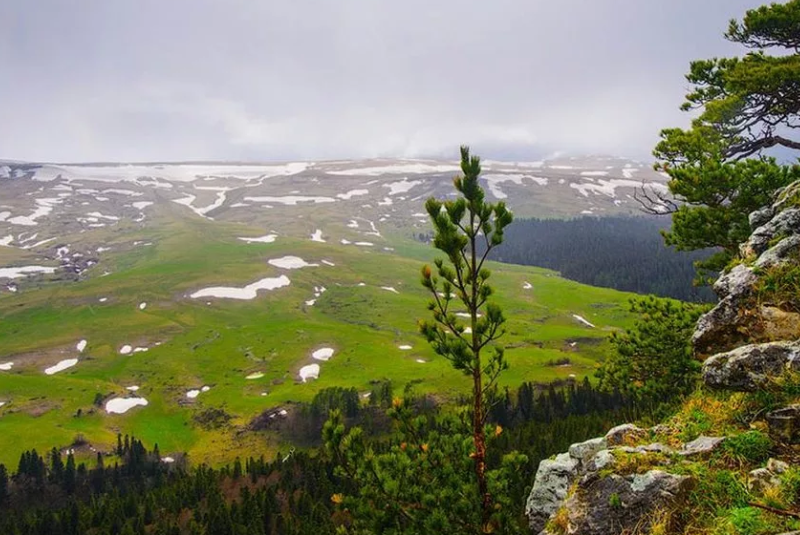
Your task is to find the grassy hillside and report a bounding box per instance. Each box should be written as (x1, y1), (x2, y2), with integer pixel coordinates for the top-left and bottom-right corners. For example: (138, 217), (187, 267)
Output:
(0, 208), (638, 467)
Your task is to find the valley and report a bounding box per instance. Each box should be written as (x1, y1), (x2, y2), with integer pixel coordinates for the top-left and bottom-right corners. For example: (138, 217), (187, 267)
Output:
(0, 156), (668, 466)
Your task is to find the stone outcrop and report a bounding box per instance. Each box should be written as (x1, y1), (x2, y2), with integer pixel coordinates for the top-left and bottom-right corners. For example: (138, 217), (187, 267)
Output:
(702, 341), (800, 391)
(525, 425), (694, 534)
(526, 182), (800, 534)
(693, 189), (800, 357)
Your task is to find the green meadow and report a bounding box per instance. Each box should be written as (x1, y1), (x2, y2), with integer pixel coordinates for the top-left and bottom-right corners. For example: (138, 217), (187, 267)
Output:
(0, 208), (638, 467)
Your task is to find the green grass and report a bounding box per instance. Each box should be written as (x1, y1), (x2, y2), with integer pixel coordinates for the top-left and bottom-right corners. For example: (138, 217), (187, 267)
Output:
(0, 213), (638, 466)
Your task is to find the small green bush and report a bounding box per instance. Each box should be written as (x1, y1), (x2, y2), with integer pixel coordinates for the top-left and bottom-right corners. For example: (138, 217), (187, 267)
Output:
(721, 431), (772, 465)
(719, 507), (771, 535)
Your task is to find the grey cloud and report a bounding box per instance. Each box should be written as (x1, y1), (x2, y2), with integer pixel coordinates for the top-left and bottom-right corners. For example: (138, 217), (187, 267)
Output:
(0, 0), (766, 162)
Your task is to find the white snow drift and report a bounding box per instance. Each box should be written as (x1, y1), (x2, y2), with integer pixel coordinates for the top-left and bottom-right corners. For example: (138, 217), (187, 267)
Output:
(190, 275), (291, 300)
(105, 397), (148, 414)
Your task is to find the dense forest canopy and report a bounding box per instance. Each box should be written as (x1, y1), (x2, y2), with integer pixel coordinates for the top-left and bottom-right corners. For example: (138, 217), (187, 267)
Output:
(487, 216), (715, 302)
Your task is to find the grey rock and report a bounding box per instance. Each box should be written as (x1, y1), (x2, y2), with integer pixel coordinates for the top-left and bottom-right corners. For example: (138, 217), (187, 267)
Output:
(755, 235), (800, 269)
(693, 265), (760, 356)
(679, 436), (727, 457)
(702, 341), (800, 391)
(525, 452), (580, 534)
(750, 206), (775, 229)
(636, 442), (674, 454)
(749, 467), (780, 493)
(590, 449), (615, 471)
(766, 405), (800, 444)
(557, 470), (692, 535)
(712, 264), (757, 300)
(605, 423), (647, 446)
(746, 208), (800, 256)
(768, 458), (790, 474)
(569, 437), (608, 465)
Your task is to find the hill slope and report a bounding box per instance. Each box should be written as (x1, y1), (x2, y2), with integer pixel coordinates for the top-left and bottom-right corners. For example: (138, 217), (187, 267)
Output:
(0, 157), (661, 466)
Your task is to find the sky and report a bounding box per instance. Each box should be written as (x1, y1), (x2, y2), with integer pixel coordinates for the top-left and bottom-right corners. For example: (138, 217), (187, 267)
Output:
(0, 0), (768, 163)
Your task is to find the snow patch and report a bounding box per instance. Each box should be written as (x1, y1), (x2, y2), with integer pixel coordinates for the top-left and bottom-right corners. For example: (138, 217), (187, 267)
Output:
(76, 340), (87, 352)
(0, 362), (14, 371)
(0, 265), (56, 279)
(45, 359), (78, 375)
(572, 314), (596, 328)
(310, 229), (325, 243)
(239, 234), (277, 244)
(268, 256), (319, 269)
(105, 397), (148, 414)
(244, 196), (335, 205)
(119, 345), (133, 355)
(299, 364), (320, 382)
(190, 275), (291, 300)
(336, 189), (369, 200)
(312, 348), (335, 361)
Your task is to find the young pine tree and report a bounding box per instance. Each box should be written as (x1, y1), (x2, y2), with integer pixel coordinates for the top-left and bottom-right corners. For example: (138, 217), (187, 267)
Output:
(419, 145), (513, 527)
(324, 147), (524, 535)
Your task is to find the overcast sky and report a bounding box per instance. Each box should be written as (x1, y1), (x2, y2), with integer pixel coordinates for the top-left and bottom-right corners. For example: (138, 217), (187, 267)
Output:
(0, 1), (767, 163)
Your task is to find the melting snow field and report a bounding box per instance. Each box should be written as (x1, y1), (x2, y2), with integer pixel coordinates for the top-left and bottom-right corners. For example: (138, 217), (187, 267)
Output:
(573, 314), (596, 328)
(76, 340), (87, 352)
(0, 362), (14, 371)
(186, 386), (210, 399)
(328, 163), (458, 176)
(384, 178), (423, 195)
(238, 234), (277, 244)
(105, 397), (148, 414)
(190, 275), (291, 300)
(268, 256), (319, 269)
(119, 345), (133, 355)
(310, 229), (326, 243)
(337, 189), (369, 200)
(45, 359), (78, 375)
(299, 364), (320, 382)
(0, 265), (57, 279)
(312, 348), (335, 361)
(244, 195), (335, 205)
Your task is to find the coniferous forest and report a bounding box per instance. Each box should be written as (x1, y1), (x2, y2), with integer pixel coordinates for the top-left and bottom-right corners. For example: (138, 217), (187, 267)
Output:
(0, 380), (642, 535)
(487, 216), (716, 302)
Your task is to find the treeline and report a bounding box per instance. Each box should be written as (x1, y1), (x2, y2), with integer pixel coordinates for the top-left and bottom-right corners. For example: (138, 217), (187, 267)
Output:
(487, 216), (716, 302)
(0, 379), (649, 535)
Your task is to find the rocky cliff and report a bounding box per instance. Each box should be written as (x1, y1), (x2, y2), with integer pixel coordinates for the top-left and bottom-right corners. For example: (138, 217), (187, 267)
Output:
(525, 182), (800, 535)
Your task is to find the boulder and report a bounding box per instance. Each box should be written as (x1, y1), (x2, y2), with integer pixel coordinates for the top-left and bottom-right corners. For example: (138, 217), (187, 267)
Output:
(766, 405), (800, 444)
(605, 424), (648, 446)
(755, 235), (800, 269)
(525, 452), (580, 534)
(679, 436), (726, 457)
(569, 437), (608, 465)
(749, 467), (781, 493)
(749, 205), (775, 229)
(555, 470), (692, 535)
(693, 265), (758, 356)
(702, 341), (800, 391)
(743, 208), (800, 257)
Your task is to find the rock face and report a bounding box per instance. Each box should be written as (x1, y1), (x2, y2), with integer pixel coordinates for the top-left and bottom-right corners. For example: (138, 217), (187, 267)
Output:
(526, 183), (800, 534)
(560, 471), (692, 535)
(694, 189), (800, 357)
(525, 453), (580, 533)
(702, 341), (800, 391)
